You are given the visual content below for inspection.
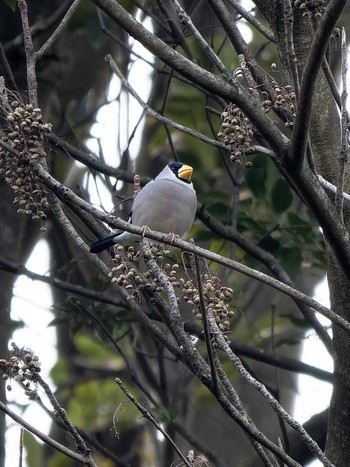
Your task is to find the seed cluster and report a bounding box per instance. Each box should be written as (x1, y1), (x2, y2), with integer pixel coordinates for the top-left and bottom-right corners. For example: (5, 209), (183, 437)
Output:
(108, 244), (234, 339)
(0, 100), (52, 230)
(108, 244), (171, 296)
(294, 0), (325, 20)
(0, 342), (41, 397)
(261, 82), (296, 129)
(217, 103), (254, 167)
(180, 274), (234, 340)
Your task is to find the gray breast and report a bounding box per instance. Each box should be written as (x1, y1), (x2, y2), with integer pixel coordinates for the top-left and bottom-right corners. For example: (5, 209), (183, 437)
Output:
(131, 179), (196, 237)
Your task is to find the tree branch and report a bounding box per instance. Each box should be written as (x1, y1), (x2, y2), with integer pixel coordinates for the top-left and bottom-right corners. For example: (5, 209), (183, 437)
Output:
(207, 310), (334, 467)
(36, 0), (82, 60)
(18, 0), (38, 105)
(225, 0), (275, 43)
(105, 54), (229, 151)
(92, 0), (288, 154)
(334, 27), (348, 219)
(0, 257), (124, 307)
(115, 378), (191, 467)
(0, 401), (97, 466)
(30, 160), (350, 334)
(289, 0), (347, 171)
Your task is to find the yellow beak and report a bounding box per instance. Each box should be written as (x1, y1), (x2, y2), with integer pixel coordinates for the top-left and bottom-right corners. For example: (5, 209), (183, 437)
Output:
(178, 164), (193, 181)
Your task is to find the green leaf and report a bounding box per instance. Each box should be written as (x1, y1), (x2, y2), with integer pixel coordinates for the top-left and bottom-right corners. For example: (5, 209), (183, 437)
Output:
(74, 333), (113, 359)
(200, 190), (230, 202)
(151, 405), (179, 422)
(206, 201), (229, 216)
(287, 212), (309, 226)
(245, 157), (267, 197)
(274, 338), (301, 348)
(193, 230), (222, 242)
(24, 431), (43, 467)
(280, 313), (309, 329)
(271, 178), (293, 214)
(4, 0), (16, 11)
(279, 247), (302, 277)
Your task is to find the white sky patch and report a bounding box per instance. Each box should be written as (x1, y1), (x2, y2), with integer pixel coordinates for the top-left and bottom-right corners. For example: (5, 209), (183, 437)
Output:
(293, 276), (333, 466)
(6, 240), (55, 467)
(86, 15), (154, 214)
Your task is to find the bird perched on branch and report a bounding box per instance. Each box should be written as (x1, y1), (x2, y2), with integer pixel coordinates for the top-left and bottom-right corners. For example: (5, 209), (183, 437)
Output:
(90, 162), (197, 253)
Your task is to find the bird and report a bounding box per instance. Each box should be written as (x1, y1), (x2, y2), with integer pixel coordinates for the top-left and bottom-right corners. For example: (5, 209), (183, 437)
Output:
(90, 162), (197, 253)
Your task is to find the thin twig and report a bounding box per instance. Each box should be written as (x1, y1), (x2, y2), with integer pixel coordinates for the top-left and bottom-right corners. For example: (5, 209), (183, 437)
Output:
(193, 254), (219, 393)
(33, 373), (91, 457)
(170, 0), (229, 76)
(185, 323), (333, 382)
(0, 401), (97, 466)
(0, 258), (124, 307)
(47, 133), (139, 181)
(39, 167), (302, 466)
(36, 0), (82, 60)
(207, 310), (335, 467)
(211, 351), (278, 465)
(27, 158), (350, 335)
(0, 43), (17, 91)
(283, 0), (300, 98)
(105, 54), (229, 152)
(4, 0), (72, 53)
(18, 0), (38, 105)
(322, 58), (341, 110)
(225, 0), (275, 43)
(115, 378), (191, 467)
(334, 27), (348, 218)
(207, 0), (259, 71)
(318, 174), (350, 202)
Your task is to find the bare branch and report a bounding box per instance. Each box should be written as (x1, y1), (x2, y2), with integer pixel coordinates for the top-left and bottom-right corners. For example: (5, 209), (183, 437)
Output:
(170, 0), (229, 76)
(47, 133), (139, 181)
(193, 253), (219, 392)
(36, 0), (82, 60)
(225, 0), (275, 43)
(289, 0), (347, 171)
(334, 27), (349, 218)
(4, 0), (72, 53)
(115, 378), (191, 467)
(29, 160), (350, 334)
(207, 310), (335, 467)
(0, 258), (124, 307)
(105, 54), (229, 151)
(283, 0), (300, 98)
(0, 401), (97, 466)
(18, 0), (38, 105)
(318, 174), (350, 202)
(92, 0), (288, 154)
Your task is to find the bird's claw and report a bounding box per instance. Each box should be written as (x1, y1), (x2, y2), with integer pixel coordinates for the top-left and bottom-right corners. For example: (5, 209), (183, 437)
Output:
(166, 232), (179, 245)
(140, 225), (151, 238)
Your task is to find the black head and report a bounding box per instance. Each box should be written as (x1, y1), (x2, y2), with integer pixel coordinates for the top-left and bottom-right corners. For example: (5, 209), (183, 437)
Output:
(168, 162), (193, 183)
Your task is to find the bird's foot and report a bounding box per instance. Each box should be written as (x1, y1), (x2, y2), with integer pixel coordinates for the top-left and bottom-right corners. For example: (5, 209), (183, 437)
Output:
(140, 225), (151, 238)
(166, 232), (179, 245)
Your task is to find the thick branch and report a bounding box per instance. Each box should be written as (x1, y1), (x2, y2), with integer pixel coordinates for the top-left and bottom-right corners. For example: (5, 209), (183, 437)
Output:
(30, 161), (350, 334)
(289, 0), (347, 171)
(92, 0), (288, 155)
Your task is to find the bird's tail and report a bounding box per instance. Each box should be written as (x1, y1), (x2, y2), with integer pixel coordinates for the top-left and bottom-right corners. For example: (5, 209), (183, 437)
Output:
(90, 234), (117, 253)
